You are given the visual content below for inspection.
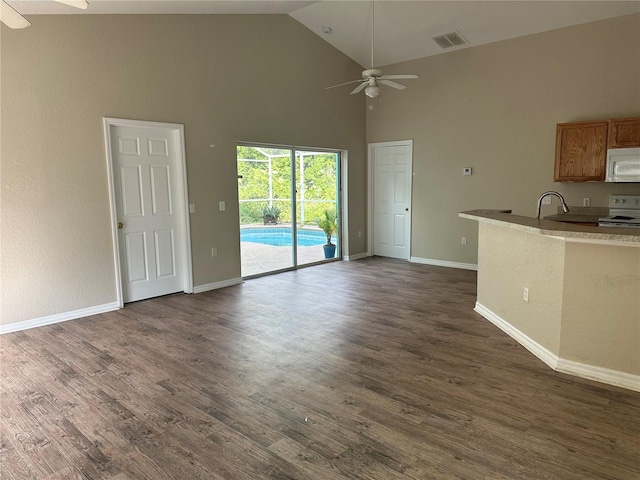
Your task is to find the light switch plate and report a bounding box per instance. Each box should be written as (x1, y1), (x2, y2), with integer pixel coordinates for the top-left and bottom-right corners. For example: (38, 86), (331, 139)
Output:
(219, 201), (225, 211)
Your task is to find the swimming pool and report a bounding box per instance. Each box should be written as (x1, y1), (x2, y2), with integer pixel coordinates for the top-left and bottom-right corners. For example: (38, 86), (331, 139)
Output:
(240, 227), (333, 247)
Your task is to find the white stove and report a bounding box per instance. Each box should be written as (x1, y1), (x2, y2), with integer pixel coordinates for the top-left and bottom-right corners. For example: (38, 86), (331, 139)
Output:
(598, 194), (640, 228)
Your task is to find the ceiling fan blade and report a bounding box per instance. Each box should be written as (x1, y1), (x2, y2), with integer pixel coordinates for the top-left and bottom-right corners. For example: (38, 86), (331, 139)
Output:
(350, 82), (368, 95)
(55, 0), (89, 9)
(380, 74), (419, 80)
(380, 79), (407, 90)
(325, 79), (364, 90)
(0, 1), (31, 29)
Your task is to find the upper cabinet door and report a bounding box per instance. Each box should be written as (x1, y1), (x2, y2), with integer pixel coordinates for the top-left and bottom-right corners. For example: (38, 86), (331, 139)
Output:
(554, 121), (608, 182)
(608, 117), (640, 148)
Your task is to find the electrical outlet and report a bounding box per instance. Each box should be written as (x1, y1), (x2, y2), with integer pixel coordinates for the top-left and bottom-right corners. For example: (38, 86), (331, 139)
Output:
(211, 247), (217, 257)
(189, 204), (196, 213)
(523, 287), (529, 302)
(219, 201), (225, 211)
(542, 197), (552, 205)
(583, 197), (591, 207)
(461, 237), (467, 245)
(358, 230), (362, 238)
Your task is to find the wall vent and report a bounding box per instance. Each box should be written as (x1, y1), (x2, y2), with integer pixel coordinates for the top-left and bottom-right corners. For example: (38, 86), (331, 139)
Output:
(432, 31), (469, 49)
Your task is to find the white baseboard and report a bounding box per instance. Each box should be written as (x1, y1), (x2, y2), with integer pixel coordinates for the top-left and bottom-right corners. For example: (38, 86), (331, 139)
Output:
(474, 302), (640, 392)
(410, 257), (478, 271)
(1, 278), (240, 335)
(0, 302), (120, 335)
(193, 277), (242, 294)
(557, 359), (640, 392)
(474, 302), (559, 369)
(344, 252), (367, 261)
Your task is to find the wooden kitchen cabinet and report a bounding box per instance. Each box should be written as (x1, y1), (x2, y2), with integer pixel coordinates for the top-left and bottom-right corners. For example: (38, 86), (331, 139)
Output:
(608, 117), (640, 148)
(554, 120), (608, 182)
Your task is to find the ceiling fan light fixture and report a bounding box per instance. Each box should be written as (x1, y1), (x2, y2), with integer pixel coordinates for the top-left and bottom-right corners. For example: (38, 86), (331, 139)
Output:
(323, 1), (418, 97)
(1, 1), (31, 29)
(365, 85), (380, 98)
(1, 0), (89, 30)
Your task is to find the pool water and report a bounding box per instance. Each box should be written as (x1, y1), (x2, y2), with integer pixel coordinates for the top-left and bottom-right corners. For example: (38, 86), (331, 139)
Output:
(241, 228), (333, 247)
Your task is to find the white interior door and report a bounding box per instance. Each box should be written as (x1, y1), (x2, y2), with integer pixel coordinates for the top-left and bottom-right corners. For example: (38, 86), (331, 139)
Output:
(109, 124), (185, 302)
(370, 141), (412, 260)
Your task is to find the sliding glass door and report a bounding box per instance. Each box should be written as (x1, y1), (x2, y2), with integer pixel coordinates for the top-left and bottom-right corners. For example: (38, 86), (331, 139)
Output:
(294, 150), (340, 267)
(237, 145), (340, 278)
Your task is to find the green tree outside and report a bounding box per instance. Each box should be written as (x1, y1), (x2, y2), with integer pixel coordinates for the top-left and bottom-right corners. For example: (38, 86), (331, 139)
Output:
(237, 146), (338, 225)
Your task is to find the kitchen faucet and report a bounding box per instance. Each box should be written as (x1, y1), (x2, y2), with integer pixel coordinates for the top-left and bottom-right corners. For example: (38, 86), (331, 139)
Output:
(537, 191), (570, 219)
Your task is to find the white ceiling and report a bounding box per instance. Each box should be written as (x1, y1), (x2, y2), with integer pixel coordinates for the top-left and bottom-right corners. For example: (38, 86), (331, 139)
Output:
(10, 1), (640, 67)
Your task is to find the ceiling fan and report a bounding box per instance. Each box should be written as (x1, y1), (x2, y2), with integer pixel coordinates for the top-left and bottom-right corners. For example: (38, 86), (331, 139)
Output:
(325, 1), (418, 98)
(1, 0), (88, 29)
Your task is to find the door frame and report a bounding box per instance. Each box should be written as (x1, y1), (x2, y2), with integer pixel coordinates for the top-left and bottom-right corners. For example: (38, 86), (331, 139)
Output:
(367, 139), (413, 259)
(103, 117), (193, 307)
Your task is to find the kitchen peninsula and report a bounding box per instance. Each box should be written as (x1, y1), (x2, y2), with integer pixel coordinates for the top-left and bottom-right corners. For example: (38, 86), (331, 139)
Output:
(460, 210), (640, 391)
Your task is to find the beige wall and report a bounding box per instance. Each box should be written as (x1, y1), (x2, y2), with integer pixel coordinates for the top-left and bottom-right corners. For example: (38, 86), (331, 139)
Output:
(477, 222), (640, 377)
(562, 242), (640, 374)
(0, 15), (366, 325)
(367, 14), (640, 265)
(477, 223), (564, 356)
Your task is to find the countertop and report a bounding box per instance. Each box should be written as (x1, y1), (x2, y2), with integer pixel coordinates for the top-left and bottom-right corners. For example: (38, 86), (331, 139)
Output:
(459, 209), (640, 244)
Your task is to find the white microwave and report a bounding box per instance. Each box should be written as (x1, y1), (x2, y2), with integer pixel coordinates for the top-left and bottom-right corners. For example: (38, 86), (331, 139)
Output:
(606, 147), (640, 182)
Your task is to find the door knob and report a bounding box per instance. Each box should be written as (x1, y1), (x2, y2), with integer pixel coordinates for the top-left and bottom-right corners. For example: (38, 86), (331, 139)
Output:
(117, 222), (124, 229)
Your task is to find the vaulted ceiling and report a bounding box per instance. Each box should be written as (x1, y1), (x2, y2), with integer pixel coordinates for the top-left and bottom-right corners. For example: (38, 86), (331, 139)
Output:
(9, 0), (640, 67)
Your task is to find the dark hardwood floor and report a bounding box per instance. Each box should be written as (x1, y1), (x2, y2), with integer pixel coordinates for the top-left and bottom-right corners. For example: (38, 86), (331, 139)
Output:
(1, 257), (638, 479)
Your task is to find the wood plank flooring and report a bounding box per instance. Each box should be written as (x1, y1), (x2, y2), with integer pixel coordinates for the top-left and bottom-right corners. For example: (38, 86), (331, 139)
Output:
(1, 257), (638, 479)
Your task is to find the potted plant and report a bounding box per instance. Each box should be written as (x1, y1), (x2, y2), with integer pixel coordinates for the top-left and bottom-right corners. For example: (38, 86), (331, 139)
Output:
(262, 205), (281, 225)
(316, 209), (338, 258)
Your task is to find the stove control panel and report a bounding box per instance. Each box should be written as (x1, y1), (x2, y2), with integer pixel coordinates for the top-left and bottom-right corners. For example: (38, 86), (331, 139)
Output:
(609, 194), (640, 209)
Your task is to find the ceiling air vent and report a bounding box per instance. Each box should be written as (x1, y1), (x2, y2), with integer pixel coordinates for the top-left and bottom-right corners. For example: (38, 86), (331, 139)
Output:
(432, 31), (469, 49)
